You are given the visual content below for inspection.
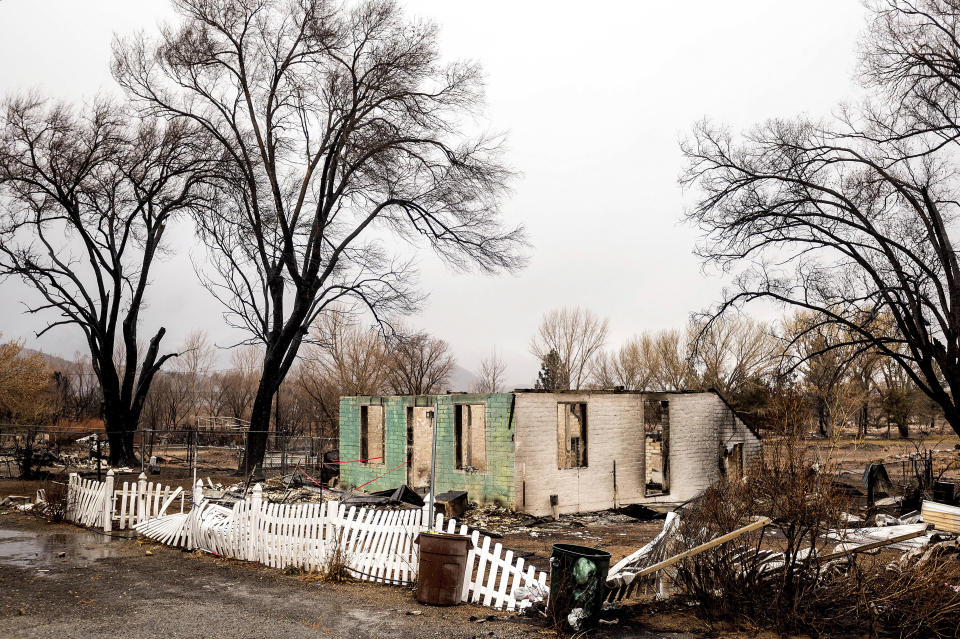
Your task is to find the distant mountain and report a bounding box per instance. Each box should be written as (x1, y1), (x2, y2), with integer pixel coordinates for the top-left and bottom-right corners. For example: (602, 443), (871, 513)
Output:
(447, 364), (479, 392)
(446, 364), (529, 393)
(21, 347), (73, 371)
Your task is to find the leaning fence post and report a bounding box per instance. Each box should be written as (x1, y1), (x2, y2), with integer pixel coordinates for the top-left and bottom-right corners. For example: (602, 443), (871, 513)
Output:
(103, 469), (115, 533)
(193, 478), (204, 507)
(248, 483), (262, 562)
(137, 472), (147, 524)
(67, 472), (78, 520)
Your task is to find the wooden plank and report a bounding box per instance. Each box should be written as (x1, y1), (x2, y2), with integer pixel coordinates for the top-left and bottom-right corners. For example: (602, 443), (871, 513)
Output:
(159, 486), (170, 516)
(377, 510), (399, 582)
(118, 483), (129, 529)
(152, 483), (163, 519)
(461, 530), (480, 602)
(819, 529), (928, 561)
(373, 509), (397, 582)
(297, 504), (316, 572)
(76, 480), (90, 524)
(157, 487), (183, 523)
(472, 536), (492, 604)
(506, 557), (525, 611)
(383, 509), (402, 582)
(301, 503), (311, 568)
(317, 500), (328, 559)
(127, 483), (137, 526)
(400, 510), (416, 583)
(633, 517), (772, 579)
(482, 542), (503, 607)
(357, 509), (383, 580)
(496, 549), (514, 609)
(361, 508), (385, 581)
(351, 508), (375, 575)
(922, 501), (960, 533)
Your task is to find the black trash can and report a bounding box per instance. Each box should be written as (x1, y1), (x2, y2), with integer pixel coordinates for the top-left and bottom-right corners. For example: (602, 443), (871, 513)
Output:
(547, 543), (611, 631)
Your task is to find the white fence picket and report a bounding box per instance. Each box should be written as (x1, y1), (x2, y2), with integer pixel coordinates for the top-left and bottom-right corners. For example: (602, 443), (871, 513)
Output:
(65, 473), (549, 612)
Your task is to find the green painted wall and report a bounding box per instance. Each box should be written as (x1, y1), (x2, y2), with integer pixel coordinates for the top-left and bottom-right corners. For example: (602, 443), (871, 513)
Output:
(338, 393), (515, 505)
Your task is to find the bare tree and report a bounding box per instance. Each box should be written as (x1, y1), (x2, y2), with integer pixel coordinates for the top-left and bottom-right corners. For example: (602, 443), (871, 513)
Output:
(681, 1), (960, 437)
(781, 313), (861, 437)
(472, 347), (507, 393)
(169, 330), (215, 427)
(591, 334), (657, 390)
(304, 313), (391, 396)
(69, 355), (102, 422)
(52, 353), (102, 422)
(650, 329), (696, 391)
(114, 0), (525, 471)
(877, 342), (917, 437)
(298, 312), (391, 433)
(0, 96), (217, 464)
(218, 345), (262, 423)
(530, 307), (609, 390)
(146, 330), (217, 430)
(692, 316), (776, 397)
(386, 331), (455, 395)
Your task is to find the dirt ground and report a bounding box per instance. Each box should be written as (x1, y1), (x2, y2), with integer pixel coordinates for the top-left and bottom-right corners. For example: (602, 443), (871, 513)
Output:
(0, 511), (731, 639)
(804, 433), (960, 481)
(2, 433), (957, 638)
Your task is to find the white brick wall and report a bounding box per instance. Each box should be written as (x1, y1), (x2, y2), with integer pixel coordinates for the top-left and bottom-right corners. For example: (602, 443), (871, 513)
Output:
(512, 391), (762, 516)
(513, 392), (645, 516)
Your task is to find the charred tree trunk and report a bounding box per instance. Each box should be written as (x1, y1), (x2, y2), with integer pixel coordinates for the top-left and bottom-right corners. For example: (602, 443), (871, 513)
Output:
(896, 420), (910, 439)
(817, 398), (832, 438)
(243, 382), (277, 476)
(102, 403), (141, 467)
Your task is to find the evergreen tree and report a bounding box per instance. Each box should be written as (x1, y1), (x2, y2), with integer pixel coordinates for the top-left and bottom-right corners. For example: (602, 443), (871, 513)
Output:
(535, 349), (569, 390)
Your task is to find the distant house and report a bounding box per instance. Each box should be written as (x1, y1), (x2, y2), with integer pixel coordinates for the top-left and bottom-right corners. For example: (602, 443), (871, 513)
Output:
(338, 389), (761, 516)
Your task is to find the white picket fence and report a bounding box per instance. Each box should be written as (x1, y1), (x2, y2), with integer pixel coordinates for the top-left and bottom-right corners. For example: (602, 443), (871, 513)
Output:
(134, 480), (549, 611)
(113, 475), (184, 530)
(65, 474), (109, 529)
(65, 472), (548, 611)
(66, 471), (183, 533)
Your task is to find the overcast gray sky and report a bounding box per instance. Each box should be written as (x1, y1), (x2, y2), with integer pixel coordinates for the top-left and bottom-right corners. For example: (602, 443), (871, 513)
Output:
(0, 0), (867, 385)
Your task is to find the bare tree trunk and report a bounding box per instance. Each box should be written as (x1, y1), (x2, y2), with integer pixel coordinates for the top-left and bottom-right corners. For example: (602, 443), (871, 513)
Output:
(817, 399), (832, 438)
(243, 374), (280, 475)
(897, 421), (910, 439)
(103, 405), (139, 467)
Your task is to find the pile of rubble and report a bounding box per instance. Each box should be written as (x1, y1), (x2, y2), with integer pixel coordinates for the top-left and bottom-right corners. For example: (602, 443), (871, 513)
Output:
(458, 503), (535, 534)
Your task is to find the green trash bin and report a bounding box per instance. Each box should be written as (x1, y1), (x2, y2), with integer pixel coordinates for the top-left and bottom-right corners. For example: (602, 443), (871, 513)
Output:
(547, 543), (611, 631)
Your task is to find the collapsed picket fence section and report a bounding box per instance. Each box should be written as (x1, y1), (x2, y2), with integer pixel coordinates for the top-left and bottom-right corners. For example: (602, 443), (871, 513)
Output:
(65, 474), (109, 529)
(66, 471), (183, 533)
(66, 473), (548, 611)
(134, 480), (548, 610)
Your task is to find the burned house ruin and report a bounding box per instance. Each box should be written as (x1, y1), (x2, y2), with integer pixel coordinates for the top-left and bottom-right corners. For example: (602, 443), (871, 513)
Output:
(338, 390), (761, 516)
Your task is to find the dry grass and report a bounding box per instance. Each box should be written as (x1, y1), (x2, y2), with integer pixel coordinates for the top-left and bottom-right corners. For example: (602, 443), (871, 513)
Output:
(317, 528), (353, 583)
(667, 433), (960, 637)
(30, 478), (67, 522)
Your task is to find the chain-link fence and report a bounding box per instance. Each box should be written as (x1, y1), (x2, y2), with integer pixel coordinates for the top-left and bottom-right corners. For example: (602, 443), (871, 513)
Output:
(0, 424), (338, 485)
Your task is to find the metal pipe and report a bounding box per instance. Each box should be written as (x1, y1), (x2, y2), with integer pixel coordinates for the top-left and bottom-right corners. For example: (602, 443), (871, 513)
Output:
(427, 401), (439, 528)
(191, 428), (197, 489)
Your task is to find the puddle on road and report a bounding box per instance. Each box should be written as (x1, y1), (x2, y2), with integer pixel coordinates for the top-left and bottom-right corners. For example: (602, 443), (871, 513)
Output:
(0, 525), (128, 569)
